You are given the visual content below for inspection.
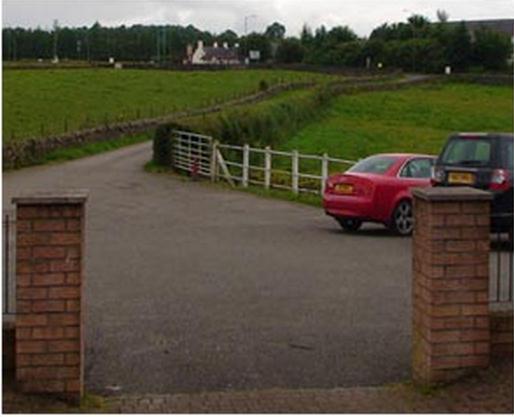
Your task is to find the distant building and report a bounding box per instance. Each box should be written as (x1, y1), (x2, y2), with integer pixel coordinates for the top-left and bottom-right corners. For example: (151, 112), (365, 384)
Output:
(186, 41), (241, 65)
(449, 19), (514, 63)
(456, 19), (514, 42)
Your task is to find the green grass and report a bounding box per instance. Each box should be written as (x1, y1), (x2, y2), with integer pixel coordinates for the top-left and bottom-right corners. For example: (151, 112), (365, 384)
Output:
(282, 83), (514, 160)
(144, 160), (322, 207)
(3, 68), (332, 143)
(41, 131), (152, 164)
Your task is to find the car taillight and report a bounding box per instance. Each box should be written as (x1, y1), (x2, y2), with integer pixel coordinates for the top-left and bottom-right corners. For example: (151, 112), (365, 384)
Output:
(325, 179), (335, 193)
(431, 166), (445, 185)
(490, 169), (512, 191)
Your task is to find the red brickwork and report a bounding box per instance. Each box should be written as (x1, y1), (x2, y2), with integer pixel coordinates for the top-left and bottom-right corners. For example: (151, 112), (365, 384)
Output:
(14, 193), (87, 402)
(490, 310), (513, 357)
(412, 187), (493, 385)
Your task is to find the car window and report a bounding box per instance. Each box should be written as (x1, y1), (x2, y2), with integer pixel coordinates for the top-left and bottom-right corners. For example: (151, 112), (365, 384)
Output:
(500, 140), (513, 170)
(348, 156), (397, 174)
(400, 158), (434, 178)
(441, 139), (491, 166)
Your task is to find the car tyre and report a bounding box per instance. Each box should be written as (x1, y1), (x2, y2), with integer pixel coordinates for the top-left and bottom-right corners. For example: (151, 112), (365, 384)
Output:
(390, 199), (414, 236)
(336, 218), (362, 232)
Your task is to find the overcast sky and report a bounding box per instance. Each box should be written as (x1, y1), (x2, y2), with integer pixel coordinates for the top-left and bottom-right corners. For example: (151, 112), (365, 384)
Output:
(3, 0), (513, 37)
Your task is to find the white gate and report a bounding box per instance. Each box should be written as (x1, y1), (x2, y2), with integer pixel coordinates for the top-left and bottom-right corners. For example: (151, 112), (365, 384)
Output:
(172, 130), (214, 179)
(169, 130), (356, 195)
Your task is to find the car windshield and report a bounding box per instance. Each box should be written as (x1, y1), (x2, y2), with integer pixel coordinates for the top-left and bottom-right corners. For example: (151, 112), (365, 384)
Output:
(441, 138), (492, 166)
(348, 156), (397, 174)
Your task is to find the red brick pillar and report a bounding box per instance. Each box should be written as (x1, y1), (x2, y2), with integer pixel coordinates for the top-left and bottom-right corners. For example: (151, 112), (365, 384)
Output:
(412, 187), (492, 385)
(13, 191), (88, 402)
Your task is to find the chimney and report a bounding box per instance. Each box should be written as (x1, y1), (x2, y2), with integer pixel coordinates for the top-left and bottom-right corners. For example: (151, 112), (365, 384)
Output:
(223, 42), (229, 49)
(197, 40), (204, 49)
(213, 41), (219, 48)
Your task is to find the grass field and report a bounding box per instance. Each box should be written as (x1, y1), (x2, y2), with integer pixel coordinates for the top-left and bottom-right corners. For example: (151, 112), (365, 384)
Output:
(3, 68), (331, 143)
(282, 83), (514, 160)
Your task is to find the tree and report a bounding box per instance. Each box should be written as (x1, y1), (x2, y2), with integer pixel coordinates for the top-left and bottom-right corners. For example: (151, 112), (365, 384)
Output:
(217, 29), (238, 45)
(276, 38), (305, 63)
(444, 22), (472, 71)
(240, 33), (272, 61)
(326, 26), (358, 44)
(300, 24), (313, 46)
(472, 27), (512, 70)
(436, 9), (449, 23)
(265, 22), (286, 40)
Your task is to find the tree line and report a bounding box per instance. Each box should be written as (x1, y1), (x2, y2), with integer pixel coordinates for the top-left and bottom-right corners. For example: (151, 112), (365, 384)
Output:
(3, 14), (512, 72)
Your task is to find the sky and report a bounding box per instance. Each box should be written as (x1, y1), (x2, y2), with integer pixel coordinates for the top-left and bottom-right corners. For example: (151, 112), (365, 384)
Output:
(2, 0), (513, 37)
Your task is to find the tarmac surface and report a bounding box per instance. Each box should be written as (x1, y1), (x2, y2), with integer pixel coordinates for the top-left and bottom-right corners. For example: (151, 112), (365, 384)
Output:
(3, 142), (413, 395)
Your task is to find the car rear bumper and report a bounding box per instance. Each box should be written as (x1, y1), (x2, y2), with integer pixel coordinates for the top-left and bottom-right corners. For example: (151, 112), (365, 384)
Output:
(323, 193), (375, 219)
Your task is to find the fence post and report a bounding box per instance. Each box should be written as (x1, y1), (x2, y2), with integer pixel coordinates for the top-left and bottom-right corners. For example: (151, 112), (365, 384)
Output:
(264, 146), (272, 190)
(292, 150), (299, 194)
(321, 153), (329, 194)
(242, 144), (250, 188)
(210, 140), (219, 182)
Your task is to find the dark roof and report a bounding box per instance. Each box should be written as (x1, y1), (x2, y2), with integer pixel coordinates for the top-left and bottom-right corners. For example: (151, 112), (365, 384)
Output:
(203, 47), (240, 61)
(449, 19), (514, 37)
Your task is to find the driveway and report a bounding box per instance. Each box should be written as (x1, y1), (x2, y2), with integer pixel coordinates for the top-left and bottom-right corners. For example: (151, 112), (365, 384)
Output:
(3, 142), (413, 395)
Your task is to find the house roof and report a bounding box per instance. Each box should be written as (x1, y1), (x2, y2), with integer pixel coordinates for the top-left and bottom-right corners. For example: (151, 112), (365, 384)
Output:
(450, 19), (514, 37)
(203, 47), (240, 61)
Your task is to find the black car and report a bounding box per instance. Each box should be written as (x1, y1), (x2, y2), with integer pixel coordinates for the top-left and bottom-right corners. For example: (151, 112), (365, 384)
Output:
(432, 132), (513, 234)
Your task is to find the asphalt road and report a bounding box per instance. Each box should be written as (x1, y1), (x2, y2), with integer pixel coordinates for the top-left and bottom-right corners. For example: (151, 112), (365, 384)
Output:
(3, 142), (413, 395)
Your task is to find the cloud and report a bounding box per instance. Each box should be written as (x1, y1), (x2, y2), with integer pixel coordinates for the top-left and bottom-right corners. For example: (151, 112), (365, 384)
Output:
(3, 0), (513, 36)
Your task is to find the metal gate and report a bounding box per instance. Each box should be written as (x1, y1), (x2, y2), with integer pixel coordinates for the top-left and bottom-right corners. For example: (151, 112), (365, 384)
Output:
(2, 212), (16, 316)
(489, 231), (513, 309)
(172, 130), (214, 179)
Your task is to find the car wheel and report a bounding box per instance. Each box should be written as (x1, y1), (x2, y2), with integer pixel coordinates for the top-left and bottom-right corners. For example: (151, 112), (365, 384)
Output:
(336, 218), (362, 232)
(391, 200), (414, 236)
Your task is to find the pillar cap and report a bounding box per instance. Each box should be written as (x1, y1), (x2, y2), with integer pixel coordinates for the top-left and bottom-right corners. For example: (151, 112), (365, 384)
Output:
(12, 190), (89, 205)
(412, 187), (492, 202)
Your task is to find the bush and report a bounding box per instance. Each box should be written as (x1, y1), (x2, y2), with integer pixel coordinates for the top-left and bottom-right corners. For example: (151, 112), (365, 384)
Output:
(153, 124), (173, 166)
(259, 79), (269, 92)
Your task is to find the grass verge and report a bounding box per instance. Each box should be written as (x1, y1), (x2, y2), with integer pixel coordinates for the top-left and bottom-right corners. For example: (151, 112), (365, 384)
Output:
(41, 131), (153, 164)
(144, 161), (322, 207)
(283, 82), (513, 159)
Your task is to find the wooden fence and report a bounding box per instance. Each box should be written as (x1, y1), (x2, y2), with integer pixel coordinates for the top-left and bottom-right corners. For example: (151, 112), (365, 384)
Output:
(171, 130), (357, 195)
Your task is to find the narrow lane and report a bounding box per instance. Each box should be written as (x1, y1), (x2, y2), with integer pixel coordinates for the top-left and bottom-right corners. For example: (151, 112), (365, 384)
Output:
(3, 143), (413, 394)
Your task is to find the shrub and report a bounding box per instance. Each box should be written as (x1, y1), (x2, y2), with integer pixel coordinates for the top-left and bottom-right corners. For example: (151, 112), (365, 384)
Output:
(153, 123), (173, 166)
(259, 79), (269, 92)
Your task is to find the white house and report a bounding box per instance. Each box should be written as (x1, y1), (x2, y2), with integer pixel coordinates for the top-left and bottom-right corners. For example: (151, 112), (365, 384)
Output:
(187, 41), (241, 65)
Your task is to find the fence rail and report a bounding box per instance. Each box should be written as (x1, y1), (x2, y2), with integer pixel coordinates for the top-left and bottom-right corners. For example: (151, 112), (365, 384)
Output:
(216, 143), (355, 194)
(2, 212), (16, 316)
(169, 131), (357, 195)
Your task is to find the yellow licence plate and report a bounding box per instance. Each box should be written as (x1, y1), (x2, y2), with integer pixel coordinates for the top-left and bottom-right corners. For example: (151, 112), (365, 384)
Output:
(335, 184), (354, 194)
(448, 172), (475, 185)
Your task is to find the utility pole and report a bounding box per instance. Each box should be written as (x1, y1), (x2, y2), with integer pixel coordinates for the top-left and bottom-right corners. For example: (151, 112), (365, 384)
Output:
(156, 28), (160, 63)
(52, 19), (59, 62)
(243, 14), (257, 62)
(402, 9), (416, 73)
(161, 28), (167, 63)
(85, 30), (91, 62)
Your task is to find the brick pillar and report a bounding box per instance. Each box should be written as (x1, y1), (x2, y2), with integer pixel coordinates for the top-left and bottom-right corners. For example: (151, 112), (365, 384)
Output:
(13, 191), (88, 403)
(412, 187), (493, 385)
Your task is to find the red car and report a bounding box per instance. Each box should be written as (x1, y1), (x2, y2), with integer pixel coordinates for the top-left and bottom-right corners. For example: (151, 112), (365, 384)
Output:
(323, 153), (436, 235)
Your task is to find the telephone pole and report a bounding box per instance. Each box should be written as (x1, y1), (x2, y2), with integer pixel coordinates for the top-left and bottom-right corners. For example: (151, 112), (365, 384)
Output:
(52, 19), (59, 62)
